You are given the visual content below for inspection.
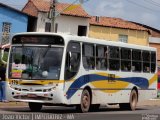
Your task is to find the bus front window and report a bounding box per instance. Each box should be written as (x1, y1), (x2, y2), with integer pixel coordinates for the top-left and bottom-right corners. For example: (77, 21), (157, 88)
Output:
(9, 46), (63, 80)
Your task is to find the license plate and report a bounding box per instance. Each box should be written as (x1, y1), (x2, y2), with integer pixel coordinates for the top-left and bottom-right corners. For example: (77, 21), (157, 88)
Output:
(27, 94), (37, 98)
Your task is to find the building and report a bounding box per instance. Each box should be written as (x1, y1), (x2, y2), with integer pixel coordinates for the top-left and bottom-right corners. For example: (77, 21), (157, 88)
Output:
(131, 22), (160, 66)
(89, 16), (150, 46)
(147, 27), (160, 66)
(0, 3), (28, 45)
(22, 0), (90, 36)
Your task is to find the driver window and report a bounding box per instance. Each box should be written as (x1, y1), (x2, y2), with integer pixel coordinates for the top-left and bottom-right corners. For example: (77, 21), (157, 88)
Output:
(65, 41), (81, 80)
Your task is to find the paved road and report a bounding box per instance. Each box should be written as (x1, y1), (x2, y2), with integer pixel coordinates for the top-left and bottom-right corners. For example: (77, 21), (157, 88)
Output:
(0, 100), (160, 120)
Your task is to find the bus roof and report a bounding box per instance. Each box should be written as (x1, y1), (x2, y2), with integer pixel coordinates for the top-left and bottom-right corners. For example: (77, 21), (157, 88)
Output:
(13, 32), (156, 51)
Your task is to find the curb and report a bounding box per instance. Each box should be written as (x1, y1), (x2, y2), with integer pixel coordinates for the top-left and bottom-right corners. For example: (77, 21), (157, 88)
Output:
(150, 98), (160, 100)
(0, 102), (27, 106)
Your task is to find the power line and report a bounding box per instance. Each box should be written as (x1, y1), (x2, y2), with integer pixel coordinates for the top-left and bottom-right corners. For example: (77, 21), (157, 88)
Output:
(148, 0), (160, 6)
(126, 0), (159, 12)
(144, 0), (160, 8)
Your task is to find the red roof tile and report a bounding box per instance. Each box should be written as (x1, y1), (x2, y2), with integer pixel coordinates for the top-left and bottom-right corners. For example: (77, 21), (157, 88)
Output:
(22, 1), (38, 17)
(56, 3), (90, 18)
(22, 0), (90, 18)
(90, 16), (149, 31)
(30, 0), (50, 12)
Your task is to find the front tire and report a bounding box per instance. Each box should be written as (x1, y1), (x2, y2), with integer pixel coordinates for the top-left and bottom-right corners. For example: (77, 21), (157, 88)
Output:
(28, 102), (42, 112)
(76, 89), (91, 113)
(119, 89), (138, 111)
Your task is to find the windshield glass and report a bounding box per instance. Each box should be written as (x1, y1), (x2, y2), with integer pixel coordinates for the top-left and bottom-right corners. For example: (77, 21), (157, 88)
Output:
(9, 46), (63, 80)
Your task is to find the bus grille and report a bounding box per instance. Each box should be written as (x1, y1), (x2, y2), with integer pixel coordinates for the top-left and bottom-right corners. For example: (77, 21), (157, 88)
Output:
(13, 95), (53, 101)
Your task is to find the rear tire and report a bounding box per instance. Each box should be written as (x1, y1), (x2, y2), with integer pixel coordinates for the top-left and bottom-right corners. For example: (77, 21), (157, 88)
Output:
(119, 89), (138, 111)
(28, 102), (42, 112)
(76, 89), (91, 113)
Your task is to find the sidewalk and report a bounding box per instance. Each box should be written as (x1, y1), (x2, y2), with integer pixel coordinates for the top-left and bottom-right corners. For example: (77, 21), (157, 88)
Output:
(0, 102), (27, 107)
(138, 98), (160, 107)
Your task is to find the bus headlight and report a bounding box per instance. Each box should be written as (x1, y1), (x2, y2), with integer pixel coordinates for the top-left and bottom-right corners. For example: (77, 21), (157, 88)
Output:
(51, 87), (56, 90)
(43, 87), (56, 92)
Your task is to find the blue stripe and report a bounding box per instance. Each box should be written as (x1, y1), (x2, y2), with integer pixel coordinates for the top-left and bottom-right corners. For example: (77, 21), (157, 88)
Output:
(66, 74), (149, 99)
(118, 77), (149, 89)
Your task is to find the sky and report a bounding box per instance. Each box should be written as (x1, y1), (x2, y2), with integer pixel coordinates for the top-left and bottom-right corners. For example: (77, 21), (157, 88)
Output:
(0, 0), (160, 30)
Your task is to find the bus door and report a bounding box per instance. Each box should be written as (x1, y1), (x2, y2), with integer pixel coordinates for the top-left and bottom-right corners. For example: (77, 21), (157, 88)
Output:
(64, 41), (81, 96)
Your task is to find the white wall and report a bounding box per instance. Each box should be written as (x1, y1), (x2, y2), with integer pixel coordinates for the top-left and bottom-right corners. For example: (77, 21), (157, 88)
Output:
(36, 12), (89, 36)
(149, 37), (160, 44)
(55, 15), (89, 36)
(36, 12), (50, 32)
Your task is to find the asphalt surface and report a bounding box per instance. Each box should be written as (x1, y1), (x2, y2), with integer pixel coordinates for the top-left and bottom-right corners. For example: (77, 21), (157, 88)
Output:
(0, 99), (160, 120)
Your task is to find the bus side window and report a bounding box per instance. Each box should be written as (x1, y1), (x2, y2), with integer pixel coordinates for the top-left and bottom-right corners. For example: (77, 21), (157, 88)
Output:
(109, 46), (120, 71)
(142, 51), (150, 73)
(96, 45), (107, 70)
(151, 52), (156, 73)
(121, 48), (131, 71)
(65, 41), (81, 80)
(82, 43), (95, 70)
(132, 50), (142, 72)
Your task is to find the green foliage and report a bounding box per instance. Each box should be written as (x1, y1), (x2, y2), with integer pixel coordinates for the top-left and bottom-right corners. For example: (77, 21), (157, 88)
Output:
(3, 52), (8, 61)
(0, 50), (8, 65)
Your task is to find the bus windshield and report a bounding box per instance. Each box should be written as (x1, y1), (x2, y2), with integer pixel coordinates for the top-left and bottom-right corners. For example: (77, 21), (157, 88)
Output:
(9, 46), (63, 80)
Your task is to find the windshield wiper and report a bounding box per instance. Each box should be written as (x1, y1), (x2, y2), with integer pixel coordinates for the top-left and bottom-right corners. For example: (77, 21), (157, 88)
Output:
(43, 45), (51, 57)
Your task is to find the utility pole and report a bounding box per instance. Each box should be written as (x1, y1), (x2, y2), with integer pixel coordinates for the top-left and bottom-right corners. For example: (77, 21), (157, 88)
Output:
(50, 0), (56, 32)
(49, 0), (85, 32)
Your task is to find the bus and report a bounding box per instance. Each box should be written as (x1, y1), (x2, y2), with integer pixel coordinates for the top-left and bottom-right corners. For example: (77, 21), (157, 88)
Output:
(158, 68), (160, 97)
(5, 32), (157, 112)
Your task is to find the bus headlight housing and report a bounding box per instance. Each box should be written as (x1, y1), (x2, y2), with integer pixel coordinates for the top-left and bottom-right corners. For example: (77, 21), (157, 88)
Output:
(43, 87), (56, 92)
(10, 80), (19, 85)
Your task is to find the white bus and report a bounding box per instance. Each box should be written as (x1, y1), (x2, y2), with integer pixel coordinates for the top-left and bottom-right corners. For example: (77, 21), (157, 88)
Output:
(6, 32), (157, 112)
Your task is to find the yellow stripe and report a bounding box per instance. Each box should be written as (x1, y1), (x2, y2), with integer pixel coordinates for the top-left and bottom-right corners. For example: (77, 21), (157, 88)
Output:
(93, 72), (128, 93)
(6, 73), (157, 91)
(93, 72), (157, 93)
(91, 80), (129, 93)
(96, 72), (109, 76)
(149, 74), (157, 86)
(96, 72), (120, 79)
(7, 79), (64, 85)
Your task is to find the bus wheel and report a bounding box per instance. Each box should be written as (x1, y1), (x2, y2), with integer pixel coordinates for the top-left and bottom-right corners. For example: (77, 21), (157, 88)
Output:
(119, 90), (138, 111)
(129, 89), (138, 110)
(76, 89), (91, 113)
(28, 102), (42, 112)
